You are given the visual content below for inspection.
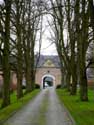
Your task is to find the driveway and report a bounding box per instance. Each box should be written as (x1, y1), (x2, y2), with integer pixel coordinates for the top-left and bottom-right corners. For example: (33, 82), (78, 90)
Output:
(3, 87), (75, 125)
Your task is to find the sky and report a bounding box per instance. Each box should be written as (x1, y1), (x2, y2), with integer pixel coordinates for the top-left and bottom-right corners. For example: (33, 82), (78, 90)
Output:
(0, 0), (58, 55)
(34, 14), (67, 55)
(0, 0), (3, 4)
(34, 15), (58, 55)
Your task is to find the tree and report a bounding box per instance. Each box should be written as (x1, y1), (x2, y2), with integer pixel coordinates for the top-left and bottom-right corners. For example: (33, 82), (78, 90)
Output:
(23, 0), (43, 91)
(49, 0), (90, 100)
(2, 0), (11, 107)
(14, 0), (24, 98)
(49, 0), (77, 93)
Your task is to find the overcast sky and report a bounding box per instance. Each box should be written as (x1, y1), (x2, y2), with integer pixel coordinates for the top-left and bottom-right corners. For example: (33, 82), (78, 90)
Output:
(0, 0), (3, 4)
(35, 14), (58, 55)
(0, 0), (58, 55)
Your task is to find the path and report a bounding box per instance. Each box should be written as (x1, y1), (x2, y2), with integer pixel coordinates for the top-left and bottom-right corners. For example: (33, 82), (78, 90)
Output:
(3, 87), (75, 125)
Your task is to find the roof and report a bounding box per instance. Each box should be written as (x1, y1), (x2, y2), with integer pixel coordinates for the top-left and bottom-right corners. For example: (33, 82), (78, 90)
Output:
(35, 55), (61, 68)
(0, 55), (61, 70)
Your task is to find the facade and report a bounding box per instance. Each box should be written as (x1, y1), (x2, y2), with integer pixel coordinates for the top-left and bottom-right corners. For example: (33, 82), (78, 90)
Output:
(86, 64), (94, 88)
(0, 55), (94, 92)
(0, 55), (62, 91)
(35, 55), (61, 88)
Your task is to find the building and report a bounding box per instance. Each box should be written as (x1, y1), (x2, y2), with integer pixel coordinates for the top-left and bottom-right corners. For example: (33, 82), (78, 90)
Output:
(35, 55), (61, 89)
(86, 63), (94, 88)
(0, 55), (94, 92)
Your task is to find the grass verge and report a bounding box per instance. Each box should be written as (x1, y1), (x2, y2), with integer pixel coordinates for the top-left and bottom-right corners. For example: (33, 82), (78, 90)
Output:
(57, 89), (94, 125)
(0, 89), (40, 123)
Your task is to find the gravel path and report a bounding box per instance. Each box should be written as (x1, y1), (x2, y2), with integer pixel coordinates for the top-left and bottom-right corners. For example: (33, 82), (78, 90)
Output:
(46, 87), (74, 125)
(3, 87), (75, 125)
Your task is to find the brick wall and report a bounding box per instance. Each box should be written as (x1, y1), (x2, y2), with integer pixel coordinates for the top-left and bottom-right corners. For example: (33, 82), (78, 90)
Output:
(35, 67), (61, 88)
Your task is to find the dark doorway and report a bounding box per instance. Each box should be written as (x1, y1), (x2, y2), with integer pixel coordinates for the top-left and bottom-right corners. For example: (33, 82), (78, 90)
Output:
(43, 76), (53, 89)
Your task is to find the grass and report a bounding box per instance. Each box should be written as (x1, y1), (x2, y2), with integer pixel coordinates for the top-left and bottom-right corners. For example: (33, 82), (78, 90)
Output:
(0, 89), (40, 123)
(57, 89), (94, 125)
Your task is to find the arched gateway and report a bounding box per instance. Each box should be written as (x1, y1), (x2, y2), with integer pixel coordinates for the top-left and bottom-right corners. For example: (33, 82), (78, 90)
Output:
(35, 55), (62, 89)
(42, 74), (55, 89)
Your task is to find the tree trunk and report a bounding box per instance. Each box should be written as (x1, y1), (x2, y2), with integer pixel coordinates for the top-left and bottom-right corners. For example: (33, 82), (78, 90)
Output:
(67, 0), (77, 95)
(70, 64), (77, 95)
(61, 70), (64, 88)
(31, 53), (35, 90)
(2, 0), (11, 107)
(16, 39), (23, 98)
(17, 70), (23, 99)
(25, 56), (32, 92)
(79, 0), (89, 101)
(66, 72), (71, 91)
(70, 81), (77, 95)
(16, 37), (23, 99)
(24, 1), (33, 92)
(30, 26), (35, 90)
(80, 67), (88, 101)
(16, 1), (23, 99)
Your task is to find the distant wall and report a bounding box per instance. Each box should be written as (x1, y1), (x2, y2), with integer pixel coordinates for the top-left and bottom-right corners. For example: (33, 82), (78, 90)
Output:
(10, 72), (17, 90)
(0, 67), (94, 91)
(87, 67), (94, 88)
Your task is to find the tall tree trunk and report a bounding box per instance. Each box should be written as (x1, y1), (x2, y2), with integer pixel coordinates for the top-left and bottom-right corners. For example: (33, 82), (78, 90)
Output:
(16, 35), (23, 98)
(67, 0), (77, 95)
(16, 33), (23, 99)
(25, 0), (32, 92)
(24, 46), (32, 92)
(58, 52), (65, 87)
(16, 0), (23, 99)
(61, 68), (64, 88)
(17, 67), (23, 99)
(79, 0), (89, 101)
(80, 65), (88, 101)
(66, 72), (71, 91)
(2, 0), (11, 107)
(31, 49), (35, 90)
(70, 63), (77, 95)
(74, 0), (89, 101)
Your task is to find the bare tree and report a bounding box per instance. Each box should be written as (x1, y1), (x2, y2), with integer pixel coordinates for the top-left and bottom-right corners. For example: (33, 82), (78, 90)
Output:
(2, 0), (11, 107)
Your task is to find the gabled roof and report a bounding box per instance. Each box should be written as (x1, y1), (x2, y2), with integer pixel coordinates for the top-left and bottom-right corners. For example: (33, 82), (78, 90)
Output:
(0, 55), (61, 69)
(36, 55), (61, 68)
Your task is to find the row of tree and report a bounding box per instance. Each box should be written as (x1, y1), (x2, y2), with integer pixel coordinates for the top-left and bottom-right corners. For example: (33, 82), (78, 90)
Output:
(0, 0), (44, 107)
(0, 0), (94, 108)
(47, 0), (94, 101)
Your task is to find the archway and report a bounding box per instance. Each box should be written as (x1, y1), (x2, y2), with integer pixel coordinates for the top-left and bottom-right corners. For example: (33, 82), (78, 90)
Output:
(41, 74), (55, 89)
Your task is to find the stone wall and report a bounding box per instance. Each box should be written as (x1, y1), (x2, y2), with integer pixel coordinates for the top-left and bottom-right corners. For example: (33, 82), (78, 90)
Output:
(87, 67), (94, 88)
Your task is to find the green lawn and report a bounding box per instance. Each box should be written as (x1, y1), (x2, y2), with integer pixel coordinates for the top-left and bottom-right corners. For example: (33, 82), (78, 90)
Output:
(57, 89), (94, 125)
(0, 89), (40, 123)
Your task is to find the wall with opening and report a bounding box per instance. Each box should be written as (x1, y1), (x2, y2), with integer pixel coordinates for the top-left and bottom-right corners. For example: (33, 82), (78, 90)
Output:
(35, 67), (61, 88)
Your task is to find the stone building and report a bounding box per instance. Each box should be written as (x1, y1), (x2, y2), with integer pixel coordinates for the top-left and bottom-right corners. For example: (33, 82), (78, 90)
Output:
(0, 55), (94, 92)
(0, 55), (62, 91)
(35, 55), (61, 89)
(86, 64), (94, 88)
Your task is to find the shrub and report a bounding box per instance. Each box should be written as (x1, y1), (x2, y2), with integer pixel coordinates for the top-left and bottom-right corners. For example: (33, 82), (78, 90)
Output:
(56, 84), (61, 89)
(22, 85), (26, 89)
(35, 84), (40, 89)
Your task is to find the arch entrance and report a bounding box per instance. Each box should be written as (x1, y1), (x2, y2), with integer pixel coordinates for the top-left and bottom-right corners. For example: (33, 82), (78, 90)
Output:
(41, 74), (55, 89)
